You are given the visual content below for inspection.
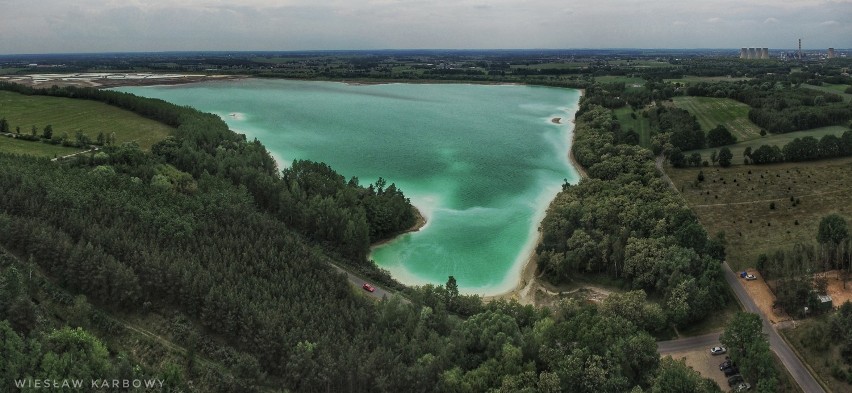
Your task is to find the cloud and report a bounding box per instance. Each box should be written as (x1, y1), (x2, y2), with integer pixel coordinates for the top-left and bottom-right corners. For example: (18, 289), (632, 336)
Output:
(1, 0), (850, 53)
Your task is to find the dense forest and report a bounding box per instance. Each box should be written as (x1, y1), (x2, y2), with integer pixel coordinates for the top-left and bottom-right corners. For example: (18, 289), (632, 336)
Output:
(537, 88), (729, 329)
(0, 83), (726, 391)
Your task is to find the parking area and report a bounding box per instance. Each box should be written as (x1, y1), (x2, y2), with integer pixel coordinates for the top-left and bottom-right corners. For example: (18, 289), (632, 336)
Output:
(739, 269), (792, 323)
(663, 348), (734, 389)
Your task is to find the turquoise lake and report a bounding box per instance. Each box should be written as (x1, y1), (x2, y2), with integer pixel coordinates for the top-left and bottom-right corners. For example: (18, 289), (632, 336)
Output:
(117, 80), (581, 295)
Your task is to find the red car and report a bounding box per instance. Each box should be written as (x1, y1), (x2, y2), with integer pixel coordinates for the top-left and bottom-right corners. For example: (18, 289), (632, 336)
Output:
(362, 283), (375, 292)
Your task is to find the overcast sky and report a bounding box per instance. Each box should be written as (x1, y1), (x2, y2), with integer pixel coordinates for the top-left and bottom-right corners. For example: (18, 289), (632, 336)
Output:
(1, 0), (849, 54)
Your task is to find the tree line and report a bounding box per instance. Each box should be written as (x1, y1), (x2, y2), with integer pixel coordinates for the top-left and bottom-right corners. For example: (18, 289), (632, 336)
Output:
(0, 118), (114, 149)
(539, 90), (729, 330)
(746, 130), (852, 164)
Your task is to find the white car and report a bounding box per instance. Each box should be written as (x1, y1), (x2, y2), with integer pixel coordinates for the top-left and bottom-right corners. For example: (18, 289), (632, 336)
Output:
(736, 382), (751, 391)
(744, 274), (757, 281)
(710, 346), (727, 355)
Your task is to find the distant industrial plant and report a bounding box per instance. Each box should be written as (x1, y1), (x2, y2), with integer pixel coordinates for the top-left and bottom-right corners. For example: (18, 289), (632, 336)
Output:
(739, 38), (845, 60)
(739, 47), (769, 59)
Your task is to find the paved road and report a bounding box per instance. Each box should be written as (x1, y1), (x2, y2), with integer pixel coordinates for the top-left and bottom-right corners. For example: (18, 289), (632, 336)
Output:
(655, 155), (825, 392)
(658, 332), (720, 354)
(657, 263), (825, 392)
(330, 264), (398, 301)
(720, 262), (825, 393)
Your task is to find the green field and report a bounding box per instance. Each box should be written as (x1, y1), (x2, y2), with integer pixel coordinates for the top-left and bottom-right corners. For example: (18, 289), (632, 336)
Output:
(665, 76), (753, 84)
(673, 96), (762, 141)
(614, 106), (652, 147)
(608, 60), (673, 68)
(687, 126), (849, 165)
(802, 83), (852, 102)
(0, 135), (83, 158)
(665, 156), (852, 271)
(596, 75), (646, 86)
(510, 62), (588, 70)
(0, 90), (174, 151)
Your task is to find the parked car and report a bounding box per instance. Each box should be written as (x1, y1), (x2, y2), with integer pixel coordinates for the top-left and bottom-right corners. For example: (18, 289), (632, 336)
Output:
(736, 382), (751, 391)
(740, 271), (748, 278)
(710, 346), (727, 355)
(723, 366), (740, 377)
(744, 274), (757, 281)
(719, 359), (734, 370)
(362, 283), (375, 292)
(727, 375), (744, 387)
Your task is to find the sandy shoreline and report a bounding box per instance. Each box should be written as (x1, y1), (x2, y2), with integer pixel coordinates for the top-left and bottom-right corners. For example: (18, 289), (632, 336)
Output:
(567, 121), (589, 179)
(484, 91), (586, 303)
(341, 79), (526, 87)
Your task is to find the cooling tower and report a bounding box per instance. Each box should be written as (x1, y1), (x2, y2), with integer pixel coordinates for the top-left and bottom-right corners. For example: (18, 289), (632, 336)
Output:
(760, 48), (769, 59)
(740, 48), (748, 59)
(748, 48), (757, 59)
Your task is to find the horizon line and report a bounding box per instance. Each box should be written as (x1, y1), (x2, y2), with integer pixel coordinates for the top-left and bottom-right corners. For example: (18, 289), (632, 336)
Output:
(2, 47), (849, 57)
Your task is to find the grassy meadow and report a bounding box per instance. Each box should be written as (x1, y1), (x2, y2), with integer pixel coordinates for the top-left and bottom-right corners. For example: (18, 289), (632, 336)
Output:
(0, 90), (174, 151)
(0, 135), (83, 158)
(510, 62), (589, 70)
(665, 76), (753, 84)
(614, 106), (652, 147)
(596, 75), (646, 86)
(672, 96), (762, 141)
(665, 156), (852, 271)
(802, 83), (852, 102)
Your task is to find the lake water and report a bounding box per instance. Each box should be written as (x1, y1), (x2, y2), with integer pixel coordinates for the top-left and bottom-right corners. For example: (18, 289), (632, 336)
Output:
(117, 79), (580, 295)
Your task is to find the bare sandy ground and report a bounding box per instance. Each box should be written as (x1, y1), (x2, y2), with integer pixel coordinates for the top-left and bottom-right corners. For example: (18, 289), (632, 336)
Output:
(664, 350), (730, 389)
(818, 269), (852, 306)
(740, 269), (792, 323)
(0, 73), (244, 89)
(741, 268), (851, 323)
